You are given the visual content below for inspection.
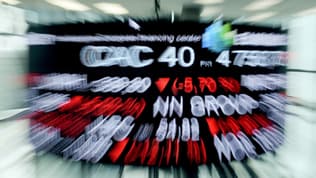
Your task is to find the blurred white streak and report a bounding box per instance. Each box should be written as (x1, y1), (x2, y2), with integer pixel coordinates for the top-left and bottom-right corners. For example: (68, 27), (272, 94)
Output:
(244, 0), (283, 11)
(245, 12), (277, 22)
(45, 0), (90, 11)
(295, 7), (316, 17)
(94, 2), (128, 15)
(194, 0), (224, 5)
(200, 7), (221, 17)
(0, 0), (20, 5)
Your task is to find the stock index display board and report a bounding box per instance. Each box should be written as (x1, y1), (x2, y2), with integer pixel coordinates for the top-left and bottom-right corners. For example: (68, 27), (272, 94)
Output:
(27, 21), (287, 166)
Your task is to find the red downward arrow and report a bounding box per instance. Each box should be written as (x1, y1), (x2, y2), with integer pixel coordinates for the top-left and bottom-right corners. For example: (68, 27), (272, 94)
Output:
(155, 78), (170, 93)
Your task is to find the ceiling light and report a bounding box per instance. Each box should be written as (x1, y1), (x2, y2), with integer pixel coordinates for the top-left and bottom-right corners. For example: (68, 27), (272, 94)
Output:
(94, 2), (128, 15)
(231, 16), (246, 24)
(194, 0), (224, 5)
(0, 0), (20, 5)
(244, 0), (282, 11)
(45, 0), (90, 11)
(200, 7), (221, 17)
(245, 12), (277, 22)
(295, 7), (316, 16)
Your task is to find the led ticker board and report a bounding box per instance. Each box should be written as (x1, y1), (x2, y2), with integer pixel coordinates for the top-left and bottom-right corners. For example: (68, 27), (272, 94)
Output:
(27, 21), (287, 166)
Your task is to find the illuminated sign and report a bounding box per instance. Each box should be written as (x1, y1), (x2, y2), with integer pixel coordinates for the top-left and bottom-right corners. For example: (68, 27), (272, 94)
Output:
(27, 21), (287, 166)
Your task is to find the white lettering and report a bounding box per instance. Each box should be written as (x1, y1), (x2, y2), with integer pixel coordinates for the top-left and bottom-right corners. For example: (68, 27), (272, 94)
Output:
(90, 76), (151, 94)
(153, 96), (183, 118)
(214, 134), (231, 162)
(232, 50), (287, 67)
(158, 46), (195, 67)
(191, 96), (206, 117)
(216, 50), (230, 67)
(234, 32), (287, 46)
(80, 46), (154, 68)
(156, 118), (168, 142)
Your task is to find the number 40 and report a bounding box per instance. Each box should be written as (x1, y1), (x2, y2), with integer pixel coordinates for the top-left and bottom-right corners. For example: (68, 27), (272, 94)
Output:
(158, 46), (195, 67)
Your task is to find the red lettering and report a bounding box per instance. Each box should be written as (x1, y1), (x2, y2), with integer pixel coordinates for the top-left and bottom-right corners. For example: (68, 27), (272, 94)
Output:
(147, 139), (160, 166)
(184, 77), (193, 93)
(108, 138), (130, 163)
(104, 98), (123, 116)
(198, 77), (217, 93)
(218, 77), (240, 93)
(171, 78), (182, 95)
(199, 139), (207, 164)
(206, 117), (219, 136)
(94, 97), (115, 116)
(121, 98), (146, 119)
